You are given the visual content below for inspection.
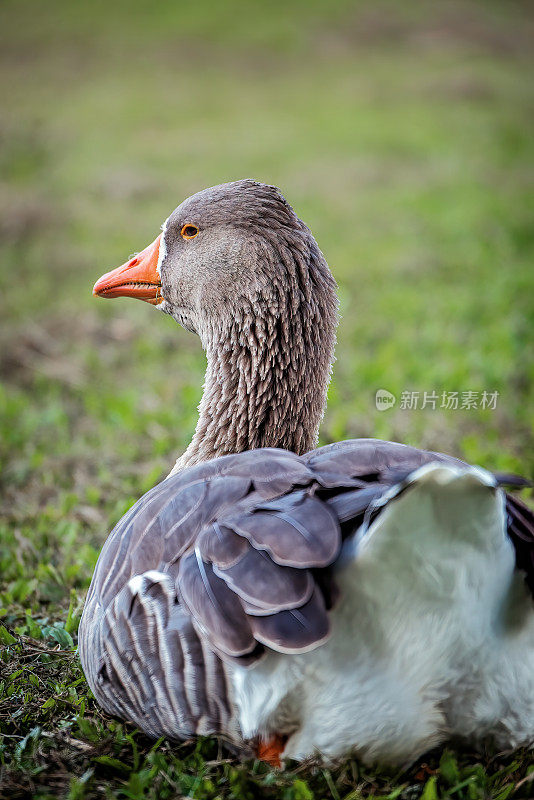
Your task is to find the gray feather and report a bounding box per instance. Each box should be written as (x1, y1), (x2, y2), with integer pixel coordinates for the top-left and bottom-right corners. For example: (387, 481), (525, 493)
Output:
(212, 546), (314, 611)
(222, 489), (341, 567)
(178, 551), (256, 657)
(250, 587), (330, 653)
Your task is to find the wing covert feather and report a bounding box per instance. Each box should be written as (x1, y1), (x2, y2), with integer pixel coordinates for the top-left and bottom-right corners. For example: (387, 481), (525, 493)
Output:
(178, 551), (256, 657)
(250, 587), (330, 653)
(221, 490), (341, 567)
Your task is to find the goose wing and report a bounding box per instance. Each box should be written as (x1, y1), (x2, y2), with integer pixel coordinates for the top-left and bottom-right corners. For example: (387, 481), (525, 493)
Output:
(176, 440), (533, 665)
(78, 448), (317, 737)
(79, 440), (533, 742)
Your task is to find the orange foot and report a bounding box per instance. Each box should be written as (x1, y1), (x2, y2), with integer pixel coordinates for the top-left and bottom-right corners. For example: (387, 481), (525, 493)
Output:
(256, 733), (288, 768)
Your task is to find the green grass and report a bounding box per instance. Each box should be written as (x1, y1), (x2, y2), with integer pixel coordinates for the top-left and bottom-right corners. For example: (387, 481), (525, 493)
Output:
(1, 0), (533, 797)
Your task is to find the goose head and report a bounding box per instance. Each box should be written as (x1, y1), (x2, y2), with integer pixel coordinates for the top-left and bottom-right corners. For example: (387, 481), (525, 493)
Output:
(93, 180), (339, 471)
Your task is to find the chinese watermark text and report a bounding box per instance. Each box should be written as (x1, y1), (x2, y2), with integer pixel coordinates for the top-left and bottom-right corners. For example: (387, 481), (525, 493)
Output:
(375, 389), (499, 411)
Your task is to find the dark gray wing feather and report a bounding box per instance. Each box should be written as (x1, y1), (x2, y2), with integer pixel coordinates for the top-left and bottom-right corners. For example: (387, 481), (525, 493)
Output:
(178, 551), (256, 657)
(212, 548), (314, 610)
(196, 521), (250, 568)
(250, 587), (330, 653)
(223, 489), (341, 567)
(176, 484), (341, 661)
(83, 574), (232, 739)
(303, 437), (462, 480)
(504, 492), (534, 595)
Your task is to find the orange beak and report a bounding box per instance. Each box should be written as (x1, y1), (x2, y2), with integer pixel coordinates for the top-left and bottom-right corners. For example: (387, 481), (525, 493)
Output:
(93, 234), (164, 305)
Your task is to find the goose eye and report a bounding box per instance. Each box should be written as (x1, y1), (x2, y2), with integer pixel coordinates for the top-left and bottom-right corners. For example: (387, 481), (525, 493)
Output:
(181, 224), (199, 240)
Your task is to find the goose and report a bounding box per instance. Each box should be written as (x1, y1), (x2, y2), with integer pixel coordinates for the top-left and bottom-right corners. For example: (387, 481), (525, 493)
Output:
(79, 180), (534, 766)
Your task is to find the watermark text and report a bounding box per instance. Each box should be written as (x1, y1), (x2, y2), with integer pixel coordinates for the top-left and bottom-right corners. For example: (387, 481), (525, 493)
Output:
(375, 389), (499, 411)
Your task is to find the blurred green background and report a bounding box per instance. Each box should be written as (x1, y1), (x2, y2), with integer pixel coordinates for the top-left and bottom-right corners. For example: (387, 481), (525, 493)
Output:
(1, 0), (533, 599)
(0, 1), (533, 796)
(1, 0), (533, 590)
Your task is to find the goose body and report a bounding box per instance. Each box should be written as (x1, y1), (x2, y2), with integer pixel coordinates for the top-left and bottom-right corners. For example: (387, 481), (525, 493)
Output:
(80, 181), (534, 764)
